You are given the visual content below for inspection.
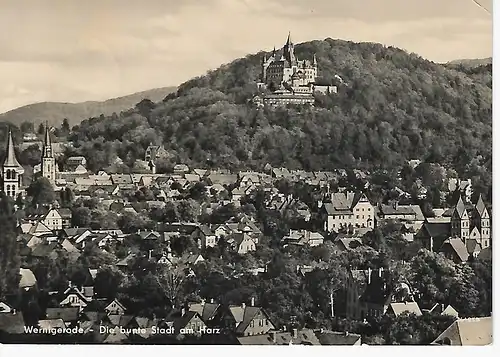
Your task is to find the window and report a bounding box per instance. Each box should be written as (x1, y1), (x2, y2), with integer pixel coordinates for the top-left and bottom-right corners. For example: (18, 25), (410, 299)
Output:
(6, 185), (10, 196)
(11, 171), (16, 179)
(356, 215), (359, 219)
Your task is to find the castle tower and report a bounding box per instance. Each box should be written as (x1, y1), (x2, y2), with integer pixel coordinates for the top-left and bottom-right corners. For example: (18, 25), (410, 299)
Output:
(1, 130), (25, 199)
(41, 122), (56, 185)
(450, 195), (469, 240)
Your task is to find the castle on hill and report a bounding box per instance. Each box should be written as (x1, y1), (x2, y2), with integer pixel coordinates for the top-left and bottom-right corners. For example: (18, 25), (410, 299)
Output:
(256, 33), (337, 107)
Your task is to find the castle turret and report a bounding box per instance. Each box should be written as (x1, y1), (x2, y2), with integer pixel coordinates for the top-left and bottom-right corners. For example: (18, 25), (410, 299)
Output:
(2, 129), (24, 199)
(41, 121), (56, 185)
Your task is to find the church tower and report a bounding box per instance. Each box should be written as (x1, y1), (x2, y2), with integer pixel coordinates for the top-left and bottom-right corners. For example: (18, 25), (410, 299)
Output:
(473, 194), (491, 248)
(41, 122), (56, 185)
(1, 129), (25, 199)
(450, 195), (469, 240)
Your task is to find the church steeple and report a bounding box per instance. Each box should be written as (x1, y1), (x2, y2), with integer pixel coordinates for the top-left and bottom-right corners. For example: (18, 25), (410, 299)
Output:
(43, 121), (53, 158)
(3, 129), (22, 168)
(41, 121), (56, 185)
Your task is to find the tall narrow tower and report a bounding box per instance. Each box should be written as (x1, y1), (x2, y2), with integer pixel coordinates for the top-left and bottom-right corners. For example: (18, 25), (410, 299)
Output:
(2, 130), (25, 199)
(41, 122), (56, 185)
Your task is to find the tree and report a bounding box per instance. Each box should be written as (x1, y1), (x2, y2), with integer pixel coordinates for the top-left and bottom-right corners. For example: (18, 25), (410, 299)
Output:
(0, 193), (21, 298)
(71, 206), (92, 227)
(37, 123), (45, 135)
(60, 187), (75, 207)
(94, 266), (125, 299)
(20, 121), (34, 133)
(26, 177), (56, 206)
(61, 118), (70, 135)
(155, 265), (186, 308)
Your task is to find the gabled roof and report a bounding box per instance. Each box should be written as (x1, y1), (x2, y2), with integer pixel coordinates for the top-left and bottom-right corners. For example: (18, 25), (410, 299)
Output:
(228, 305), (273, 334)
(0, 312), (25, 334)
(39, 318), (66, 330)
(441, 238), (469, 262)
(19, 268), (37, 289)
(387, 302), (422, 317)
(188, 302), (220, 322)
(432, 317), (492, 346)
(238, 329), (321, 345)
(316, 331), (362, 345)
(45, 307), (80, 322)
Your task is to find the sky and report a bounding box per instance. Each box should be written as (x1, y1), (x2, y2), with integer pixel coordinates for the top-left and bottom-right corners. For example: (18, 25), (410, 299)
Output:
(0, 0), (493, 113)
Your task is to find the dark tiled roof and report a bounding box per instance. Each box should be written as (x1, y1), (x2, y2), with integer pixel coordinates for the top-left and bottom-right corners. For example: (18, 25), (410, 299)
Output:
(45, 307), (79, 322)
(0, 313), (25, 334)
(316, 331), (361, 345)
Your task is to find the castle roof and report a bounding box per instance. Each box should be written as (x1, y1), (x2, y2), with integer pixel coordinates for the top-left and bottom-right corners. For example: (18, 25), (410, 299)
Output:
(3, 130), (23, 169)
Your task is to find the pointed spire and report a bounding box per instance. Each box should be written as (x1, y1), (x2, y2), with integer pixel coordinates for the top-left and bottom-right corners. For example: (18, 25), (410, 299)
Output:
(286, 31), (291, 45)
(454, 195), (466, 217)
(475, 193), (486, 215)
(43, 121), (53, 158)
(3, 129), (22, 168)
(313, 53), (317, 65)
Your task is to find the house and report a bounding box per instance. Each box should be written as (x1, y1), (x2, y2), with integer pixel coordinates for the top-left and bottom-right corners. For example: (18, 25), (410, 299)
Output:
(206, 173), (238, 186)
(237, 328), (321, 345)
(173, 164), (190, 175)
(187, 299), (221, 326)
(428, 303), (460, 318)
(345, 267), (400, 320)
(228, 233), (256, 255)
(45, 307), (80, 327)
(385, 302), (422, 317)
(415, 221), (450, 252)
(439, 238), (470, 263)
(333, 237), (363, 252)
(282, 230), (324, 247)
(431, 317), (492, 346)
(377, 202), (424, 229)
(190, 225), (218, 249)
(105, 299), (127, 315)
(217, 300), (275, 336)
(322, 191), (374, 233)
(59, 286), (90, 310)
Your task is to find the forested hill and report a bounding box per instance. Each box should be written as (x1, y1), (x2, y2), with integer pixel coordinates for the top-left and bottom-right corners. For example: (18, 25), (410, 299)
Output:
(66, 38), (491, 179)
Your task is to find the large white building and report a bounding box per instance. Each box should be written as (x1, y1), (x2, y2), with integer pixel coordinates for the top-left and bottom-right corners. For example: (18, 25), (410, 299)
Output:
(322, 191), (375, 233)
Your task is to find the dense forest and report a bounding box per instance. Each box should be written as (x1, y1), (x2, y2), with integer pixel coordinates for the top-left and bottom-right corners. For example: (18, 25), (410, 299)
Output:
(3, 38), (493, 187)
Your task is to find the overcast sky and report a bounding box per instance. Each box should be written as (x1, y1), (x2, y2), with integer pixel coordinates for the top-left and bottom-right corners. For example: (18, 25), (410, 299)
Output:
(0, 0), (493, 113)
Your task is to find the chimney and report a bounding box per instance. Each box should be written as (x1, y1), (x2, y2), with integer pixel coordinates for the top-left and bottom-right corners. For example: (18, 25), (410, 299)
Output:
(210, 298), (214, 304)
(251, 297), (255, 307)
(379, 267), (383, 278)
(181, 308), (186, 316)
(241, 302), (246, 309)
(292, 328), (298, 339)
(344, 331), (349, 337)
(271, 331), (277, 343)
(201, 299), (206, 306)
(393, 201), (398, 210)
(12, 309), (16, 315)
(367, 268), (372, 284)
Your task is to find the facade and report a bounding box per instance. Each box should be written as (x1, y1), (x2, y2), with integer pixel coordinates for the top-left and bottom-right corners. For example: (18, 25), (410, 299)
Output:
(450, 194), (491, 249)
(1, 130), (25, 199)
(323, 191), (375, 233)
(258, 33), (336, 107)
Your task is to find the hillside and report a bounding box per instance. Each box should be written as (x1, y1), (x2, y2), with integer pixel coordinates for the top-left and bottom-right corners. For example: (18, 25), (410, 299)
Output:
(60, 38), (491, 189)
(446, 57), (492, 68)
(0, 86), (176, 128)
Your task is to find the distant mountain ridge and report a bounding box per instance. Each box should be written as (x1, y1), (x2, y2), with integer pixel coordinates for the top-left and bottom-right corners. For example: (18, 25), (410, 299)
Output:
(0, 86), (177, 128)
